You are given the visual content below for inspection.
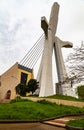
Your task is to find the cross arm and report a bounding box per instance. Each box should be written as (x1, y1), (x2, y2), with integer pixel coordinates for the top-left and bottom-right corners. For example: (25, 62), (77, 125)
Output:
(41, 16), (48, 38)
(56, 37), (73, 48)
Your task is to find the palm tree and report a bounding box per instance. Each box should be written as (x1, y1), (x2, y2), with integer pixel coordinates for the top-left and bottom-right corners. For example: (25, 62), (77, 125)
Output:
(27, 79), (39, 94)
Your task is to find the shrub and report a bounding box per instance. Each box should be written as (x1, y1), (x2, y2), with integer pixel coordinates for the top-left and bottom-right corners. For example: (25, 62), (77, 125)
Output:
(15, 83), (27, 96)
(77, 85), (84, 99)
(10, 97), (30, 103)
(37, 99), (56, 105)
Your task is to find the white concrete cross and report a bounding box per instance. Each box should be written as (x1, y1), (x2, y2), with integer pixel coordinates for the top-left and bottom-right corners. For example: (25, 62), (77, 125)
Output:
(37, 2), (73, 97)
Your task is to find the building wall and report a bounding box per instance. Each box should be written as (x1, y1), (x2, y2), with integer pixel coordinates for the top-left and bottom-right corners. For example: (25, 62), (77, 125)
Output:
(0, 63), (18, 100)
(0, 63), (34, 100)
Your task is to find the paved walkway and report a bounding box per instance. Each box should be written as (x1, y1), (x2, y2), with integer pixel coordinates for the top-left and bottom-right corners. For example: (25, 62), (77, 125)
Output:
(22, 97), (84, 108)
(0, 123), (66, 130)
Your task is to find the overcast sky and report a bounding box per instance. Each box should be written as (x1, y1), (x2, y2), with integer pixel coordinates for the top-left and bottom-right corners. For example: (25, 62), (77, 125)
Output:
(0, 0), (84, 81)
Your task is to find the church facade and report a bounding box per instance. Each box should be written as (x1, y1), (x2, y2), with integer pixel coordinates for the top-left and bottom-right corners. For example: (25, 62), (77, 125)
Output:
(0, 62), (34, 100)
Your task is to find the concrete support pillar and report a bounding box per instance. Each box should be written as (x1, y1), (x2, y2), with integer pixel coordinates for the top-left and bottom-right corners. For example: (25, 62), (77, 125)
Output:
(54, 37), (74, 95)
(54, 37), (69, 82)
(39, 35), (53, 96)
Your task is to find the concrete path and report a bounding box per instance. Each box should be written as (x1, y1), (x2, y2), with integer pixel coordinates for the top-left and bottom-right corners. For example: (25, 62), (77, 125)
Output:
(22, 97), (84, 108)
(0, 123), (66, 130)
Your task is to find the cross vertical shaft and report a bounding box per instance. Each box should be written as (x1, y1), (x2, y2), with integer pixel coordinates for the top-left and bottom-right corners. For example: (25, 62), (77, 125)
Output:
(37, 3), (59, 97)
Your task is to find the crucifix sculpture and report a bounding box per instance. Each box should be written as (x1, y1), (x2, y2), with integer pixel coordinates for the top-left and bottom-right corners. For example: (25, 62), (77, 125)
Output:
(37, 2), (74, 97)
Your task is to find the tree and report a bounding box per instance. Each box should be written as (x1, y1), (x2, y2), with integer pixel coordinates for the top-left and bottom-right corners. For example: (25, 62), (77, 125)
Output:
(66, 42), (84, 82)
(15, 79), (39, 96)
(15, 83), (27, 96)
(77, 85), (84, 99)
(27, 79), (39, 94)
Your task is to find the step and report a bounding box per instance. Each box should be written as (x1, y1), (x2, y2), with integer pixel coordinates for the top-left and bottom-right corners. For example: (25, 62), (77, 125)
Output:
(44, 120), (66, 127)
(54, 118), (69, 124)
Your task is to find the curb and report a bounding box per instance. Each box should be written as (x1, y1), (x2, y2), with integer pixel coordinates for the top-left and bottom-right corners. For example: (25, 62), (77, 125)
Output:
(0, 120), (41, 124)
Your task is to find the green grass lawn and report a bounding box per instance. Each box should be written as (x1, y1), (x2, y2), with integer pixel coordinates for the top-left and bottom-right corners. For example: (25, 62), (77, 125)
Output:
(0, 98), (84, 120)
(67, 118), (84, 128)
